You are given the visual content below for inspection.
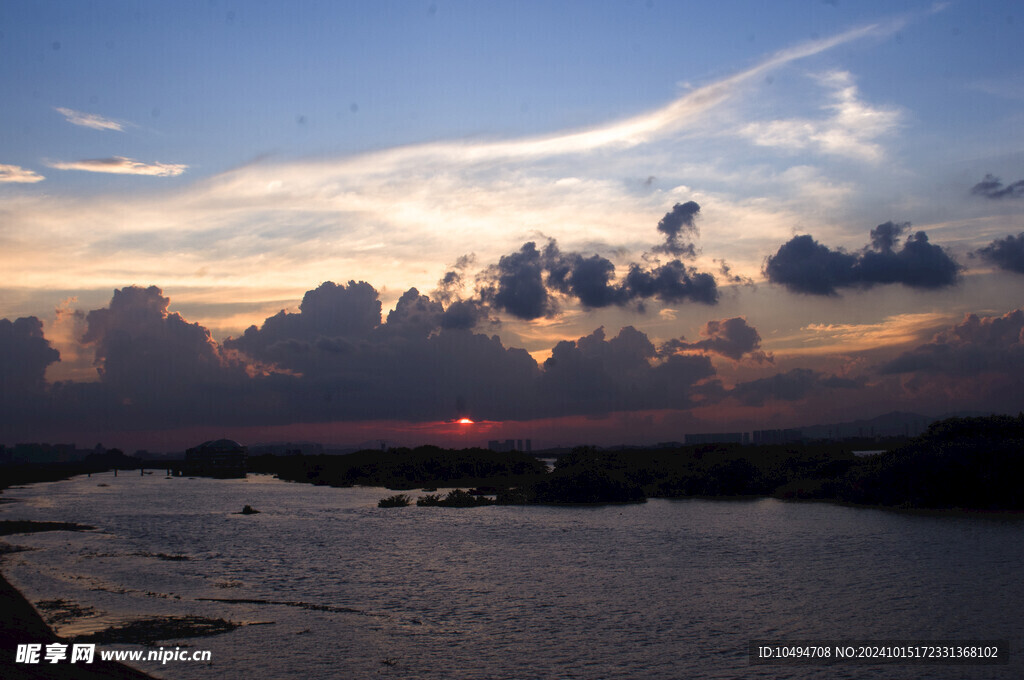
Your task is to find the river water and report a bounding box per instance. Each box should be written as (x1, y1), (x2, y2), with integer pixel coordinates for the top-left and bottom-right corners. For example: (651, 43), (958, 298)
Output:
(1, 471), (1021, 679)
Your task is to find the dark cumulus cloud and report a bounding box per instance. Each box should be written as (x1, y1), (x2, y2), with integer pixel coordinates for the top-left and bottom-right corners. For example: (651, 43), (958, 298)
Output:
(878, 308), (1024, 411)
(226, 283), (723, 421)
(539, 326), (717, 416)
(0, 281), (756, 436)
(75, 286), (256, 428)
(81, 286), (241, 395)
(880, 308), (1024, 377)
(653, 201), (700, 257)
(975, 233), (1024, 274)
(478, 244), (718, 320)
(439, 299), (489, 331)
(729, 368), (859, 407)
(0, 316), (60, 394)
(475, 201), (718, 320)
(226, 281), (382, 362)
(971, 174), (1024, 200)
(0, 316), (62, 435)
(868, 220), (908, 252)
(478, 242), (554, 320)
(764, 222), (961, 295)
(433, 255), (491, 330)
(6, 286), (263, 437)
(763, 234), (858, 295)
(622, 260), (718, 306)
(662, 317), (773, 363)
(32, 279), (1019, 437)
(542, 242), (628, 309)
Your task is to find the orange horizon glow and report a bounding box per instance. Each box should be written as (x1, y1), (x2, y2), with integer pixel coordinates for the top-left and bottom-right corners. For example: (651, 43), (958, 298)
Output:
(456, 418), (475, 424)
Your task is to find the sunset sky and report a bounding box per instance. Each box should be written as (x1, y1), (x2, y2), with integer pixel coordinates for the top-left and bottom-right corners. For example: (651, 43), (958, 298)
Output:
(2, 1), (1022, 451)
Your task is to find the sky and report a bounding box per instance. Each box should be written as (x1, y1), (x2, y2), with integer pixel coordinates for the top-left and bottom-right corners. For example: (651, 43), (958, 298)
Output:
(1, 0), (1023, 452)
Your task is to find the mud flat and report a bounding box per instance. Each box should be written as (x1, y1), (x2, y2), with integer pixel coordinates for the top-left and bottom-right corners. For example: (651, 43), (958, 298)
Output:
(0, 520), (156, 680)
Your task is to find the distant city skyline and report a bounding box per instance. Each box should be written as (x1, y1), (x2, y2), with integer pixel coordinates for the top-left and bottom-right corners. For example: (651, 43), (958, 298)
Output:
(1, 1), (1022, 451)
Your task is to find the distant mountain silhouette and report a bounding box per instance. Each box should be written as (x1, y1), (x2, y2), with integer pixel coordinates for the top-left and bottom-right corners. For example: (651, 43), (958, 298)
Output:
(799, 411), (933, 440)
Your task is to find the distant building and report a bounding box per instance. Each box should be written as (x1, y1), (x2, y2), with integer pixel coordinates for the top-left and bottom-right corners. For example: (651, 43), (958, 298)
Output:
(684, 432), (749, 445)
(488, 439), (532, 453)
(184, 439), (247, 478)
(3, 443), (89, 464)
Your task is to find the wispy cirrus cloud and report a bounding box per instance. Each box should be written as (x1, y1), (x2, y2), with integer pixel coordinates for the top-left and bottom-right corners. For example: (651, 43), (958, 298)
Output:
(781, 312), (953, 355)
(272, 22), (895, 167)
(47, 156), (188, 177)
(739, 70), (901, 162)
(0, 164), (45, 183)
(55, 107), (128, 132)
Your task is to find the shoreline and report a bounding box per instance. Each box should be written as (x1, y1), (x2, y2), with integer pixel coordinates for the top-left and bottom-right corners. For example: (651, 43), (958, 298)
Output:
(0, 522), (157, 680)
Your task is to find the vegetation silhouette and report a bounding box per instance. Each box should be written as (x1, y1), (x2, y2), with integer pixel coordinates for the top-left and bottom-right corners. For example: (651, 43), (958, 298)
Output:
(0, 451), (144, 493)
(831, 414), (1024, 510)
(3, 415), (1020, 510)
(336, 416), (1024, 509)
(416, 489), (495, 507)
(250, 445), (546, 489)
(378, 494), (412, 508)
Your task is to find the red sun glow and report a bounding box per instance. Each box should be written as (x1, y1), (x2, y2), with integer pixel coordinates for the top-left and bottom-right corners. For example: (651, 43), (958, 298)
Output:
(456, 418), (475, 425)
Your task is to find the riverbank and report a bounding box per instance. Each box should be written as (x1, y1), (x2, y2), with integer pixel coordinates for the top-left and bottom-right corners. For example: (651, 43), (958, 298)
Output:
(1, 521), (156, 680)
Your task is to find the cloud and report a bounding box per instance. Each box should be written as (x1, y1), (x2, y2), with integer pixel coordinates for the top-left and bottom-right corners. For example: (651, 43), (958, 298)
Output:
(1, 282), (732, 433)
(225, 281), (382, 364)
(763, 234), (858, 295)
(542, 242), (630, 310)
(384, 288), (446, 339)
(764, 222), (961, 295)
(868, 220), (908, 252)
(0, 317), (60, 394)
(653, 201), (700, 257)
(539, 326), (717, 416)
(375, 23), (894, 162)
(478, 241), (718, 319)
(0, 17), (908, 307)
(44, 297), (93, 383)
(871, 308), (1024, 413)
(433, 254), (476, 305)
(729, 368), (859, 406)
(0, 316), (62, 432)
(856, 231), (960, 287)
(791, 312), (951, 355)
(975, 233), (1024, 274)
(714, 259), (754, 286)
(54, 107), (127, 132)
(476, 202), (720, 319)
(478, 242), (555, 320)
(439, 299), (489, 331)
(622, 260), (718, 306)
(20, 286), (278, 433)
(224, 285), (543, 422)
(225, 287), (723, 421)
(739, 70), (901, 162)
(11, 280), (1020, 441)
(663, 317), (773, 363)
(0, 164), (45, 183)
(970, 174), (1024, 200)
(880, 308), (1024, 377)
(47, 157), (187, 176)
(80, 286), (245, 397)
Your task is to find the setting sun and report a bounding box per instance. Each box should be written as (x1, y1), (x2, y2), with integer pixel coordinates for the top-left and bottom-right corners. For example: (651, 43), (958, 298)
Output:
(457, 418), (475, 425)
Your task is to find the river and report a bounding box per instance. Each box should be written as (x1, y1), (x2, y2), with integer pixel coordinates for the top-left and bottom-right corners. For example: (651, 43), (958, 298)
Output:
(1, 471), (1020, 679)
